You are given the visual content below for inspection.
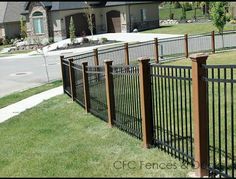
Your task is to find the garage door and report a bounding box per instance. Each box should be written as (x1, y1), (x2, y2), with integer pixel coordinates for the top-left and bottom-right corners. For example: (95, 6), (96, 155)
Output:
(106, 10), (121, 33)
(65, 13), (96, 38)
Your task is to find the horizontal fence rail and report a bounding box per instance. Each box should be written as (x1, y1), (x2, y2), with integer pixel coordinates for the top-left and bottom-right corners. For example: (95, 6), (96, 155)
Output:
(151, 64), (194, 165)
(111, 65), (142, 139)
(203, 64), (236, 178)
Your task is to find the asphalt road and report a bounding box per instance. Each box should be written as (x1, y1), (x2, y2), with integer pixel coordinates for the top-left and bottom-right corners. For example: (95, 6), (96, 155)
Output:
(0, 54), (62, 97)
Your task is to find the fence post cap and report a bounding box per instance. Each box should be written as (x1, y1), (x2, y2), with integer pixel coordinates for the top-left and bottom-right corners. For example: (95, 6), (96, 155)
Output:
(81, 61), (88, 65)
(104, 59), (113, 63)
(93, 48), (98, 52)
(189, 53), (209, 62)
(138, 57), (150, 62)
(60, 55), (64, 59)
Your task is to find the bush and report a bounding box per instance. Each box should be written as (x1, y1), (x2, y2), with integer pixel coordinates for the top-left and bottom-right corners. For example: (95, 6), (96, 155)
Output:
(0, 38), (3, 45)
(226, 12), (233, 22)
(81, 37), (89, 44)
(230, 19), (236, 24)
(173, 2), (181, 9)
(98, 37), (108, 44)
(3, 38), (10, 45)
(48, 37), (54, 44)
(101, 37), (108, 43)
(183, 2), (193, 11)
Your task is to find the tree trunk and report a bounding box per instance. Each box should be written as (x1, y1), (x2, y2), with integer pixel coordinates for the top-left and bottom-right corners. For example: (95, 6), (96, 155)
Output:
(221, 33), (225, 50)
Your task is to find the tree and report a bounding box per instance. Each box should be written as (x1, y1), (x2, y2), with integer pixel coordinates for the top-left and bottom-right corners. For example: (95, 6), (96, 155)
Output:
(84, 6), (95, 38)
(210, 2), (228, 49)
(69, 16), (76, 44)
(20, 16), (27, 39)
(169, 2), (173, 19)
(192, 2), (200, 20)
(180, 2), (187, 20)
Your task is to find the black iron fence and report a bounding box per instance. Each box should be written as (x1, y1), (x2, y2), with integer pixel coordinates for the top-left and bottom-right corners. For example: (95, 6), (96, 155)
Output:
(73, 63), (85, 107)
(61, 59), (71, 96)
(111, 65), (142, 139)
(203, 64), (236, 178)
(60, 31), (236, 178)
(151, 64), (194, 165)
(87, 65), (108, 121)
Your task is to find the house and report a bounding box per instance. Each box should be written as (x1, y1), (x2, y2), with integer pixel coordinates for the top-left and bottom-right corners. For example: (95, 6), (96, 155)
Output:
(0, 2), (26, 40)
(230, 2), (236, 19)
(21, 1), (160, 43)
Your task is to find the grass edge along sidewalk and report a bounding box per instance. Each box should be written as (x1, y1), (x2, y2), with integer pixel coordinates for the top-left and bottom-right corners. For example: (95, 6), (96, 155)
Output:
(0, 80), (62, 109)
(0, 94), (193, 177)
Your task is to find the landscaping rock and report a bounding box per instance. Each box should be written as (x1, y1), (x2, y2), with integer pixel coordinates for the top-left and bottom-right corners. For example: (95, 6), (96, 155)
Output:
(16, 41), (28, 47)
(58, 42), (68, 49)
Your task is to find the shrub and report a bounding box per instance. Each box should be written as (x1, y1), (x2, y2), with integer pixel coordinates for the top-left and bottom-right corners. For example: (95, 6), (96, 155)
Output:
(183, 2), (192, 11)
(81, 37), (89, 44)
(101, 37), (108, 43)
(98, 37), (108, 44)
(69, 16), (76, 44)
(3, 38), (10, 45)
(48, 37), (54, 44)
(173, 2), (181, 9)
(0, 38), (3, 45)
(230, 19), (236, 24)
(226, 12), (233, 22)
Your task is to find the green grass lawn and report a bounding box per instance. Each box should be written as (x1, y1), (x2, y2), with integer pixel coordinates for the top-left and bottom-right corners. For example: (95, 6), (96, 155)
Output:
(142, 23), (236, 35)
(0, 80), (62, 109)
(165, 50), (236, 66)
(0, 94), (192, 177)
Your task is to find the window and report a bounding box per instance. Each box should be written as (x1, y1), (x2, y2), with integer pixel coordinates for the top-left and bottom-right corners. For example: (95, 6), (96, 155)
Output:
(32, 11), (44, 34)
(140, 9), (147, 22)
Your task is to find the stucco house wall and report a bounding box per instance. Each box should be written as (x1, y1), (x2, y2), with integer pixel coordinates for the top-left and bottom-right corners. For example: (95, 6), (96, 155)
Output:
(49, 5), (128, 42)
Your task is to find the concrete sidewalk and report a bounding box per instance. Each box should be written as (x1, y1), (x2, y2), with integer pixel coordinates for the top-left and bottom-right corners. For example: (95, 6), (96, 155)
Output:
(0, 86), (63, 123)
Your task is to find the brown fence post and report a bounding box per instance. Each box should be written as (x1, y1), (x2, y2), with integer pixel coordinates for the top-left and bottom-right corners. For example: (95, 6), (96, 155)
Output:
(190, 53), (209, 177)
(93, 48), (99, 81)
(138, 57), (153, 148)
(69, 58), (76, 101)
(104, 60), (115, 127)
(154, 38), (159, 63)
(184, 33), (189, 58)
(60, 55), (65, 93)
(93, 48), (99, 66)
(211, 31), (215, 54)
(82, 61), (90, 113)
(124, 43), (129, 65)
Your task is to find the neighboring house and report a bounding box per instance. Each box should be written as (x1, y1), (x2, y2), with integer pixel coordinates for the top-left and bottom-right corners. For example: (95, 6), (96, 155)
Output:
(21, 1), (160, 43)
(230, 2), (236, 19)
(0, 2), (26, 40)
